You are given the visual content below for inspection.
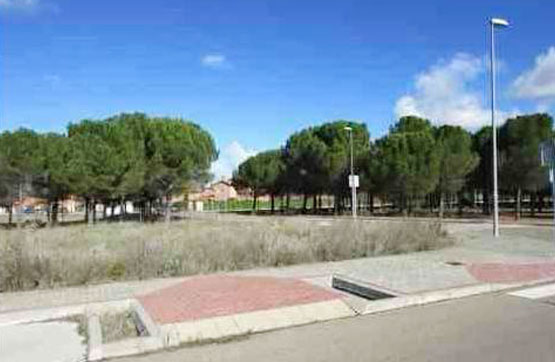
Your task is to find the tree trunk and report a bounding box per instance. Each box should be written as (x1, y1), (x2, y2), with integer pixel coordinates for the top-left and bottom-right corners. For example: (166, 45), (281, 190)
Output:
(286, 194), (290, 211)
(119, 198), (125, 222)
(92, 200), (97, 224)
(515, 188), (521, 221)
(457, 192), (463, 215)
(8, 204), (13, 225)
(312, 195), (317, 214)
(271, 194), (275, 214)
(302, 194), (308, 213)
(531, 193), (536, 217)
(84, 197), (89, 222)
(51, 199), (59, 225)
(165, 194), (171, 223)
(538, 192), (544, 214)
(252, 193), (257, 211)
(439, 193), (444, 219)
(482, 191), (490, 215)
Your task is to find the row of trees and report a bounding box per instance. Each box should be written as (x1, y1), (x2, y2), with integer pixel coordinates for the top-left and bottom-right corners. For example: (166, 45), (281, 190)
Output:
(1, 111), (552, 223)
(0, 113), (217, 224)
(233, 113), (554, 217)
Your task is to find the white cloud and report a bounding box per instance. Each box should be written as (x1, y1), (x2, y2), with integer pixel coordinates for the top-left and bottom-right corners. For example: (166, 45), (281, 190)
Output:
(201, 54), (227, 68)
(395, 53), (497, 129)
(513, 47), (555, 102)
(0, 0), (39, 11)
(211, 141), (256, 180)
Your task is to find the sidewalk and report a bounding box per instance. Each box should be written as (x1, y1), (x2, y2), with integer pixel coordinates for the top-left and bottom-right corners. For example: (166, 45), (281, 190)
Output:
(1, 222), (555, 361)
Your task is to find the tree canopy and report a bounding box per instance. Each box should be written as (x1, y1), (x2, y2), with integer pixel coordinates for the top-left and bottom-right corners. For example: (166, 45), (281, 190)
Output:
(0, 113), (217, 223)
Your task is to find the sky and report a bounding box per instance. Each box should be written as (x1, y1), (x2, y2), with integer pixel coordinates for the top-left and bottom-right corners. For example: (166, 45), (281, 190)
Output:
(1, 0), (555, 179)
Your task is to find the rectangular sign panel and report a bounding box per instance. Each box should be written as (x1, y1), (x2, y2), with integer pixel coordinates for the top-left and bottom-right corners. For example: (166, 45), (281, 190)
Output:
(348, 175), (359, 188)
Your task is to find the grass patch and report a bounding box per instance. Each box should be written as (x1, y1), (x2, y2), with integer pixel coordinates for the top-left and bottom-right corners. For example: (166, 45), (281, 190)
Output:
(0, 216), (452, 292)
(100, 310), (140, 343)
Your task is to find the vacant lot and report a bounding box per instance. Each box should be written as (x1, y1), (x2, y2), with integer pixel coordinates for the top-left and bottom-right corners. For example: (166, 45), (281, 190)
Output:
(0, 216), (452, 292)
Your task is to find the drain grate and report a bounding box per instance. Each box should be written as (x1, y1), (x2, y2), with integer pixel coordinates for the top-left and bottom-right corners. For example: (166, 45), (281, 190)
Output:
(445, 261), (465, 266)
(332, 274), (396, 301)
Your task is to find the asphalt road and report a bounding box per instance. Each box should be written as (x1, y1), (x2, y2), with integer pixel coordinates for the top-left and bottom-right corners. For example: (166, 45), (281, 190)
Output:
(115, 290), (555, 362)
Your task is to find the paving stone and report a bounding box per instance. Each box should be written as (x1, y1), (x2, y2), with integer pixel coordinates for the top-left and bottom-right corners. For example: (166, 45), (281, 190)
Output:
(138, 275), (342, 325)
(467, 262), (555, 283)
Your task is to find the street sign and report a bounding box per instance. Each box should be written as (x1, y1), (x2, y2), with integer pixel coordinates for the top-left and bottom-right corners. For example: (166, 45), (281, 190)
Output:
(348, 175), (359, 188)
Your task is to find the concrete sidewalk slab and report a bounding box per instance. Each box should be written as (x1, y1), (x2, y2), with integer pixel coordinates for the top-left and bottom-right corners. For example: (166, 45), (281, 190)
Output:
(0, 321), (87, 362)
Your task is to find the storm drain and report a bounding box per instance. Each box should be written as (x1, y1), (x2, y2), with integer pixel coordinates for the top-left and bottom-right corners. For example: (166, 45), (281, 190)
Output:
(332, 274), (397, 301)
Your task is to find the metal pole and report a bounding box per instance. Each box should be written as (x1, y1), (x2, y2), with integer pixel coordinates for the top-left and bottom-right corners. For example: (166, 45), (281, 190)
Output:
(350, 129), (357, 218)
(490, 21), (500, 238)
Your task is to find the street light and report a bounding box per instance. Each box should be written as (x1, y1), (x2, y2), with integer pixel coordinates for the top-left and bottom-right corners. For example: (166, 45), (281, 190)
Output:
(344, 126), (357, 218)
(489, 17), (509, 238)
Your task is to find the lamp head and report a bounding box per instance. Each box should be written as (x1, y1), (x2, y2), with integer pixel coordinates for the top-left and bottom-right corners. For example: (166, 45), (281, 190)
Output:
(491, 18), (509, 27)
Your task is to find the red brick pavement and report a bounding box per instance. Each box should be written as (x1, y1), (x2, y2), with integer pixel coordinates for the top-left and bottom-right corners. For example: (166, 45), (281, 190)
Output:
(138, 275), (342, 324)
(467, 262), (555, 283)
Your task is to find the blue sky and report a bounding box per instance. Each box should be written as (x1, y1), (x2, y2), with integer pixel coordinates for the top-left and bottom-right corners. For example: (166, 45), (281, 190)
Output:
(1, 0), (555, 178)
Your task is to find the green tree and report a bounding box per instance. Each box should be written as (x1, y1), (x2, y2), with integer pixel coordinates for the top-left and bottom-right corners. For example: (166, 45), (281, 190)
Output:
(283, 129), (327, 211)
(33, 133), (73, 224)
(360, 142), (389, 214)
(143, 117), (217, 221)
(67, 113), (216, 223)
(233, 149), (285, 212)
(468, 126), (493, 214)
(499, 113), (553, 218)
(0, 129), (41, 225)
(435, 125), (479, 217)
(313, 121), (370, 213)
(377, 116), (440, 213)
(281, 120), (369, 213)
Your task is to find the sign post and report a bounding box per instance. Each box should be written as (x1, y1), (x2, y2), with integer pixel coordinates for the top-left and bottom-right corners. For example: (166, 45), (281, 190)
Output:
(348, 175), (359, 218)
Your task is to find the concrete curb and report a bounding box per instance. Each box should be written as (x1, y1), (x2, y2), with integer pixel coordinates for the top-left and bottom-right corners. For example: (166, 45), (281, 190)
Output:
(360, 277), (555, 315)
(102, 337), (164, 360)
(131, 299), (161, 338)
(160, 299), (355, 347)
(87, 313), (103, 361)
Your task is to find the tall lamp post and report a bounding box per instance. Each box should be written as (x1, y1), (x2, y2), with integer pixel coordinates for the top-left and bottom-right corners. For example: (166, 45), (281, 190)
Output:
(489, 17), (509, 238)
(344, 126), (357, 218)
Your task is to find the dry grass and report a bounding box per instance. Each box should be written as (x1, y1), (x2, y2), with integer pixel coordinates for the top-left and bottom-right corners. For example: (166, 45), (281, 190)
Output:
(0, 215), (452, 292)
(101, 310), (139, 343)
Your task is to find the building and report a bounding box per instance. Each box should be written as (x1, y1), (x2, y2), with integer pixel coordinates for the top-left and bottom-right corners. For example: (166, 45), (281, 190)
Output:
(189, 180), (240, 202)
